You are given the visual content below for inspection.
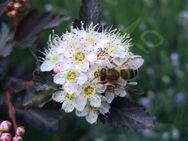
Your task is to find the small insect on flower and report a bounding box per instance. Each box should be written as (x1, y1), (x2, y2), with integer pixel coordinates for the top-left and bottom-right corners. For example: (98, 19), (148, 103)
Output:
(39, 23), (144, 124)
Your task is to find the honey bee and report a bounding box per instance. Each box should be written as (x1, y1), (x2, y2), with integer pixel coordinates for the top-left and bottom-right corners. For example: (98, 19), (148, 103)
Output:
(98, 56), (144, 86)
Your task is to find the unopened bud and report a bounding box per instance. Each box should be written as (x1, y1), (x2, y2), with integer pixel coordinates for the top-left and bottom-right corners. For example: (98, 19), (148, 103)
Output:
(16, 127), (25, 136)
(0, 133), (12, 141)
(7, 10), (17, 17)
(0, 121), (12, 132)
(13, 136), (23, 141)
(13, 2), (22, 9)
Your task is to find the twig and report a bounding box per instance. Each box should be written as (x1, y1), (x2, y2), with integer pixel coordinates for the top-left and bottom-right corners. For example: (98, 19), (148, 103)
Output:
(3, 90), (17, 131)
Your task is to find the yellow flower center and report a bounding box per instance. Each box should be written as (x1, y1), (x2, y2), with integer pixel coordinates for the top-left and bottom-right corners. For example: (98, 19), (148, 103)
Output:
(50, 55), (59, 63)
(84, 85), (96, 97)
(66, 71), (77, 81)
(107, 44), (117, 52)
(87, 36), (94, 44)
(65, 93), (76, 101)
(92, 68), (99, 78)
(74, 52), (85, 61)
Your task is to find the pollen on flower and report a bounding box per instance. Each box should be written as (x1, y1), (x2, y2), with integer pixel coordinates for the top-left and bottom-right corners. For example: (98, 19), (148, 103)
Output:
(50, 55), (59, 63)
(65, 93), (76, 101)
(107, 44), (117, 52)
(66, 71), (77, 81)
(84, 85), (96, 97)
(74, 52), (85, 61)
(87, 36), (94, 44)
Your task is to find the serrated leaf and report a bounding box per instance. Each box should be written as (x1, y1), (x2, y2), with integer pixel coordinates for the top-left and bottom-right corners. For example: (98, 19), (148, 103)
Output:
(0, 23), (12, 57)
(73, 0), (100, 28)
(106, 97), (155, 131)
(125, 18), (141, 33)
(14, 10), (69, 48)
(0, 0), (9, 16)
(125, 83), (144, 96)
(18, 108), (63, 133)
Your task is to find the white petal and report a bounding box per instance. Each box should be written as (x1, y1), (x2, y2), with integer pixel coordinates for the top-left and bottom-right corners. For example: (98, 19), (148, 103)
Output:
(53, 62), (64, 73)
(89, 95), (101, 108)
(40, 60), (55, 72)
(114, 87), (127, 97)
(96, 84), (107, 93)
(53, 73), (65, 85)
(52, 91), (65, 103)
(75, 108), (88, 117)
(99, 102), (110, 114)
(62, 60), (74, 71)
(86, 53), (97, 62)
(77, 73), (88, 85)
(62, 101), (74, 113)
(64, 83), (81, 94)
(105, 91), (115, 103)
(76, 62), (89, 72)
(63, 48), (74, 58)
(108, 46), (126, 58)
(73, 96), (87, 111)
(86, 110), (98, 124)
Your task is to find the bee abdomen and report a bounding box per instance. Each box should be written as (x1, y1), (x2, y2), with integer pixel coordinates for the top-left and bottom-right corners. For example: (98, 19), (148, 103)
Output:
(120, 69), (138, 80)
(106, 68), (120, 81)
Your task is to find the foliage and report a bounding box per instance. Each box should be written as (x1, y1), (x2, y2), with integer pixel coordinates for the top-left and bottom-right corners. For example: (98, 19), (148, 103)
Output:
(1, 0), (188, 141)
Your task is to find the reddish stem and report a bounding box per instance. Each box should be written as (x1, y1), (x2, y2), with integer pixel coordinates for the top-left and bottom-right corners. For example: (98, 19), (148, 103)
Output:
(21, 80), (34, 89)
(3, 90), (17, 131)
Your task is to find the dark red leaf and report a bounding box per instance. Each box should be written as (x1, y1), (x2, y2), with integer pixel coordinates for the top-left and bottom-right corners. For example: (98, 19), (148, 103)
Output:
(106, 97), (156, 131)
(0, 0), (9, 16)
(0, 23), (12, 57)
(14, 10), (69, 48)
(73, 0), (100, 28)
(20, 108), (63, 133)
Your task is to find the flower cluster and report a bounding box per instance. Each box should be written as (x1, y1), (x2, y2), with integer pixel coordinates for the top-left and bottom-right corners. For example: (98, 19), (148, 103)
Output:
(0, 120), (25, 141)
(40, 24), (144, 124)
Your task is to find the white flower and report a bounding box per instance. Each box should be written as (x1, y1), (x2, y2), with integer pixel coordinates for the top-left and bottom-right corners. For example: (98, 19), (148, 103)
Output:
(40, 50), (63, 72)
(105, 86), (127, 103)
(39, 23), (144, 124)
(76, 106), (98, 124)
(52, 91), (87, 112)
(81, 84), (102, 108)
(75, 98), (110, 124)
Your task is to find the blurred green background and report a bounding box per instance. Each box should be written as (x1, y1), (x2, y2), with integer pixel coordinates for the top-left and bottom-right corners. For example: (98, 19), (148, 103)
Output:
(19, 0), (188, 140)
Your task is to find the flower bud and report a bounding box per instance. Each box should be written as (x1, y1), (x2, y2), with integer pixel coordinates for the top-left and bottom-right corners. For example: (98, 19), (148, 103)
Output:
(0, 133), (12, 141)
(7, 10), (17, 17)
(16, 127), (25, 136)
(0, 121), (12, 132)
(13, 136), (23, 141)
(13, 2), (22, 9)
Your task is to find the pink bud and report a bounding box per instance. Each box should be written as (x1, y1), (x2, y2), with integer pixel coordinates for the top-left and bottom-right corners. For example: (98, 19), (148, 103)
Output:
(16, 127), (25, 136)
(13, 2), (22, 9)
(53, 62), (63, 73)
(0, 133), (12, 141)
(0, 121), (12, 132)
(12, 136), (23, 141)
(7, 10), (17, 17)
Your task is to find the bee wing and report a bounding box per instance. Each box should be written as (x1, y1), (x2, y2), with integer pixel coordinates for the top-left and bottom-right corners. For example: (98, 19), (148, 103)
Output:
(125, 83), (144, 96)
(126, 56), (144, 70)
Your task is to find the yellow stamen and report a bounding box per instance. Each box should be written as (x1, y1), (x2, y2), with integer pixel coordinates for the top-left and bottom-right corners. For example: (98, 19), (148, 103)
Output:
(108, 44), (116, 52)
(65, 93), (76, 101)
(66, 71), (77, 81)
(74, 52), (85, 61)
(87, 36), (94, 44)
(84, 85), (95, 97)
